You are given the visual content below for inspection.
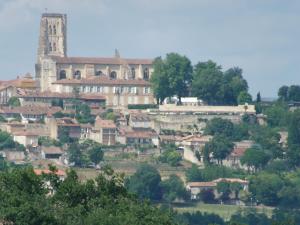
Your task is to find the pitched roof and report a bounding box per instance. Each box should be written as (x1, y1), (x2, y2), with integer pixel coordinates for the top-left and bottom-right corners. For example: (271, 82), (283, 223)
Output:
(34, 169), (66, 177)
(95, 117), (116, 129)
(19, 91), (106, 100)
(213, 178), (248, 184)
(41, 146), (63, 155)
(187, 182), (217, 188)
(52, 76), (151, 86)
(0, 106), (61, 116)
(52, 56), (153, 65)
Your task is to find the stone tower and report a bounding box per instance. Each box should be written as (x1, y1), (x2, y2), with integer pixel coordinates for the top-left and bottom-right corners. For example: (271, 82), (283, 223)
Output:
(37, 13), (67, 58)
(36, 13), (67, 90)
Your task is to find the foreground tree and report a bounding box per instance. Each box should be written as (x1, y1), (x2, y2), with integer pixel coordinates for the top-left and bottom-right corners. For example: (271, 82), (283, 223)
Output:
(240, 146), (270, 172)
(0, 167), (175, 225)
(125, 164), (162, 201)
(161, 174), (189, 202)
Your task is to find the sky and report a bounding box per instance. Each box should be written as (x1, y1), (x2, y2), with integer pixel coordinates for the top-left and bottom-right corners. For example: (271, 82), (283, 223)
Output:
(0, 0), (299, 97)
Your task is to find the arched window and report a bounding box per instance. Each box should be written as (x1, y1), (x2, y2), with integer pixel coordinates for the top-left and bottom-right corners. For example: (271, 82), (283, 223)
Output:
(73, 70), (81, 79)
(143, 68), (149, 80)
(49, 25), (52, 35)
(59, 70), (66, 80)
(95, 70), (103, 76)
(49, 42), (52, 51)
(53, 42), (56, 51)
(131, 67), (135, 79)
(53, 25), (57, 35)
(110, 71), (117, 80)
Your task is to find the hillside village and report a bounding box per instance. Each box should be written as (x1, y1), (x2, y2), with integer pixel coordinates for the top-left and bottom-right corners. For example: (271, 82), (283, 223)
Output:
(1, 11), (300, 225)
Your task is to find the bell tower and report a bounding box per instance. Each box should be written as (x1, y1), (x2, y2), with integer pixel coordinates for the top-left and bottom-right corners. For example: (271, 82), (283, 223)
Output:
(37, 13), (67, 59)
(36, 13), (67, 91)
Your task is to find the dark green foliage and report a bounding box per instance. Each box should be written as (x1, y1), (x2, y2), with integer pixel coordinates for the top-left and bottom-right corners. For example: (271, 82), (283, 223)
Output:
(256, 92), (261, 103)
(127, 104), (158, 109)
(278, 85), (300, 102)
(161, 174), (189, 202)
(7, 97), (20, 107)
(263, 102), (288, 128)
(0, 130), (25, 151)
(151, 53), (193, 104)
(217, 181), (231, 201)
(198, 189), (215, 203)
(176, 211), (225, 225)
(68, 143), (85, 167)
(125, 164), (162, 201)
(75, 103), (94, 124)
(240, 145), (270, 172)
(229, 210), (271, 225)
(203, 134), (234, 164)
(38, 136), (61, 147)
(192, 62), (249, 105)
(88, 145), (104, 165)
(237, 91), (252, 105)
(159, 144), (182, 166)
(0, 167), (175, 225)
(0, 155), (8, 171)
(249, 172), (284, 206)
(186, 164), (245, 182)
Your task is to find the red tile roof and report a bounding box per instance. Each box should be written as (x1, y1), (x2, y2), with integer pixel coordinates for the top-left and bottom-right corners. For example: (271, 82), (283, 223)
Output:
(95, 117), (116, 129)
(34, 169), (66, 177)
(19, 91), (106, 100)
(0, 106), (61, 115)
(187, 182), (217, 188)
(52, 76), (151, 86)
(52, 56), (153, 65)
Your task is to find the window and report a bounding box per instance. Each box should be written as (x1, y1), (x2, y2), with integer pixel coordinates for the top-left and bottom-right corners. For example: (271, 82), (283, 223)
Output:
(97, 86), (102, 93)
(110, 71), (117, 80)
(144, 87), (150, 94)
(53, 25), (57, 35)
(73, 70), (81, 79)
(49, 42), (52, 51)
(143, 68), (149, 80)
(49, 25), (52, 35)
(59, 70), (66, 79)
(131, 67), (135, 79)
(95, 70), (103, 76)
(53, 42), (56, 51)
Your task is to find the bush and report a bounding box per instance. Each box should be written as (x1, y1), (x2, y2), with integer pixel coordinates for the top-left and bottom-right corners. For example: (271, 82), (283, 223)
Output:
(128, 104), (158, 110)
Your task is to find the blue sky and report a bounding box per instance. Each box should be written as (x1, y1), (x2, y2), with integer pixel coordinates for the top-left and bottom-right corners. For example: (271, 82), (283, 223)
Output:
(0, 0), (299, 97)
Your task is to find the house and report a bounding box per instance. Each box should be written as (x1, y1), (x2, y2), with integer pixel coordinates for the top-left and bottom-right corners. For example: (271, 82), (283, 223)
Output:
(223, 140), (254, 169)
(186, 182), (217, 200)
(48, 117), (81, 140)
(0, 150), (26, 164)
(0, 105), (61, 123)
(129, 113), (152, 129)
(34, 169), (66, 181)
(0, 74), (37, 105)
(41, 146), (63, 159)
(118, 128), (159, 147)
(90, 117), (116, 145)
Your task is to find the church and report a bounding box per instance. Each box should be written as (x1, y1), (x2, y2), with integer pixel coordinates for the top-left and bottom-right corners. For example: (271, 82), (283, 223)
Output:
(35, 13), (155, 107)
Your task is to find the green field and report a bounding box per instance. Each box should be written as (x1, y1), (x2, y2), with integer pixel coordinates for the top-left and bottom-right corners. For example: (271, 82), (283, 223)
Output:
(173, 203), (273, 221)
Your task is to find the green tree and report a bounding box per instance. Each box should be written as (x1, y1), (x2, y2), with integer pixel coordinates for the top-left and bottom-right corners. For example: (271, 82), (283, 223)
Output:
(185, 165), (203, 182)
(217, 181), (231, 201)
(161, 174), (189, 202)
(278, 85), (289, 101)
(198, 189), (215, 203)
(288, 85), (300, 101)
(256, 92), (261, 103)
(125, 164), (162, 201)
(240, 146), (270, 172)
(7, 96), (20, 107)
(287, 109), (300, 147)
(68, 143), (85, 167)
(264, 102), (288, 127)
(249, 172), (284, 206)
(205, 118), (234, 138)
(192, 60), (224, 105)
(164, 53), (193, 104)
(88, 146), (103, 165)
(150, 57), (171, 104)
(204, 135), (234, 165)
(237, 91), (252, 105)
(75, 103), (94, 124)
